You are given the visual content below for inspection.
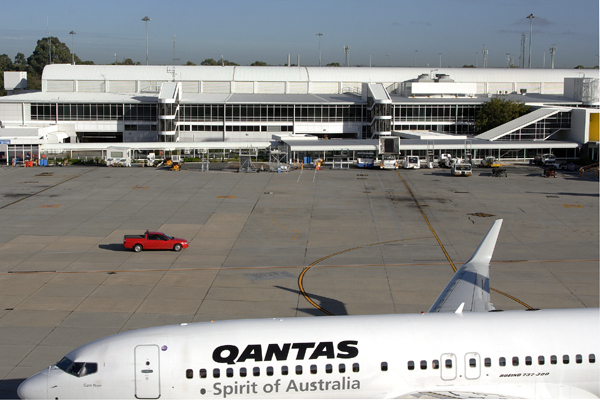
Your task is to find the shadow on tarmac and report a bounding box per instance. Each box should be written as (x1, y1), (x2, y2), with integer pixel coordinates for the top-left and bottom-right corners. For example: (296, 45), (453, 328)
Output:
(0, 378), (24, 399)
(99, 243), (129, 252)
(274, 285), (348, 316)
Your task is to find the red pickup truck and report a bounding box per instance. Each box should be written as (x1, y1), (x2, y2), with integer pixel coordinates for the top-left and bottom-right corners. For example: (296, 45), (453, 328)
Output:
(123, 230), (189, 252)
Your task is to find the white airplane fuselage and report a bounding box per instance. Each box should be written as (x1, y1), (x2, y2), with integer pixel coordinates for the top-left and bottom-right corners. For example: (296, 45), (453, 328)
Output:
(18, 308), (599, 399)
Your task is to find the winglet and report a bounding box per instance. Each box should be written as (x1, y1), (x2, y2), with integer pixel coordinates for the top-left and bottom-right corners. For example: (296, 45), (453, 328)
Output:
(463, 219), (503, 275)
(428, 219), (503, 313)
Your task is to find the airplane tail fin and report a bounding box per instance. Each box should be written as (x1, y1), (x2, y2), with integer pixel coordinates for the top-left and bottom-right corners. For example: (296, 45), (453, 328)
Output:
(428, 219), (503, 313)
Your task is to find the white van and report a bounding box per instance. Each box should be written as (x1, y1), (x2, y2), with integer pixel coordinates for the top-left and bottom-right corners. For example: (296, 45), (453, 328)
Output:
(402, 156), (421, 169)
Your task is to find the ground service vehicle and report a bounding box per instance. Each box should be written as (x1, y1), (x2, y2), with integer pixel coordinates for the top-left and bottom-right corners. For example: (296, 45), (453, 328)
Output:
(481, 156), (501, 168)
(534, 153), (556, 166)
(379, 155), (398, 170)
(451, 161), (472, 176)
(356, 152), (375, 168)
(402, 156), (421, 169)
(123, 230), (189, 252)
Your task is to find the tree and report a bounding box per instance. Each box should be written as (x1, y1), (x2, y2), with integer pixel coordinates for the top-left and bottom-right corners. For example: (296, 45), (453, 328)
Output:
(476, 98), (530, 132)
(574, 65), (585, 69)
(185, 61), (196, 66)
(326, 62), (340, 67)
(14, 53), (27, 70)
(250, 61), (268, 66)
(462, 65), (475, 68)
(0, 54), (14, 96)
(201, 58), (238, 66)
(0, 54), (13, 71)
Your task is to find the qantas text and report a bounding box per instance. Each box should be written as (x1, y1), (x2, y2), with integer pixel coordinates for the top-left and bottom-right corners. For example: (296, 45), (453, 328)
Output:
(212, 341), (358, 365)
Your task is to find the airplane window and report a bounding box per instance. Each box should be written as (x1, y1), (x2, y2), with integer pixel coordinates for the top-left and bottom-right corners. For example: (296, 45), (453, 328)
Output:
(469, 358), (476, 368)
(239, 367), (246, 377)
(80, 363), (97, 377)
(200, 369), (207, 378)
(326, 364), (333, 373)
(186, 369), (193, 379)
(339, 364), (346, 373)
(525, 356), (532, 366)
(551, 355), (557, 365)
(445, 359), (452, 369)
(538, 356), (545, 365)
(213, 369), (220, 378)
(484, 358), (491, 367)
(432, 360), (439, 370)
(56, 357), (74, 373)
(226, 368), (233, 378)
(408, 361), (414, 370)
(68, 362), (85, 377)
(590, 354), (596, 363)
(563, 355), (569, 364)
(353, 363), (359, 373)
(381, 362), (388, 372)
(576, 354), (582, 364)
(281, 366), (288, 376)
(310, 365), (317, 374)
(295, 365), (302, 375)
(512, 357), (519, 366)
(499, 357), (506, 367)
(253, 367), (260, 377)
(267, 366), (274, 376)
(420, 360), (427, 370)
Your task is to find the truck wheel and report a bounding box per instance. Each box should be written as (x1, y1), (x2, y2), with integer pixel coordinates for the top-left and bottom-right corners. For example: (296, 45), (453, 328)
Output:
(133, 244), (143, 253)
(173, 243), (182, 252)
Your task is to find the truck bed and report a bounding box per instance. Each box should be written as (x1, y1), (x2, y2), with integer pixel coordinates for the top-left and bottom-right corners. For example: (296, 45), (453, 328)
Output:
(124, 234), (144, 239)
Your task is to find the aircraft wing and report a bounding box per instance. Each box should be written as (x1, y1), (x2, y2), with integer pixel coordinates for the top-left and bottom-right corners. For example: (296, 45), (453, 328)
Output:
(428, 220), (503, 313)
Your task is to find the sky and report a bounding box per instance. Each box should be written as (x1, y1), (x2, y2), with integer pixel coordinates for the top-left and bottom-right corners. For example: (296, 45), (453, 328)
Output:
(1, 0), (598, 69)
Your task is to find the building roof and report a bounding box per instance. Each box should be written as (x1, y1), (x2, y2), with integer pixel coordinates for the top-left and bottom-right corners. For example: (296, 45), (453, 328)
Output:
(41, 64), (599, 85)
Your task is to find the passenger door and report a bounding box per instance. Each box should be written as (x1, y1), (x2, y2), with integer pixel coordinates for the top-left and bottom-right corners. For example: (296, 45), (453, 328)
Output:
(465, 352), (481, 380)
(135, 345), (160, 399)
(440, 353), (457, 381)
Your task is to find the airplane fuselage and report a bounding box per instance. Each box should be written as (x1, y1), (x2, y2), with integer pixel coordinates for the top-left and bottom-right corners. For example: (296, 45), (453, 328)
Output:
(18, 308), (599, 399)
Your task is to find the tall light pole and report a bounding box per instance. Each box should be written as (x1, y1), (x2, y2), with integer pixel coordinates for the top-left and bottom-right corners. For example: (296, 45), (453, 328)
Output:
(316, 33), (323, 67)
(414, 50), (418, 67)
(438, 53), (442, 68)
(482, 45), (488, 68)
(549, 44), (557, 69)
(527, 14), (536, 68)
(69, 31), (76, 65)
(142, 16), (151, 65)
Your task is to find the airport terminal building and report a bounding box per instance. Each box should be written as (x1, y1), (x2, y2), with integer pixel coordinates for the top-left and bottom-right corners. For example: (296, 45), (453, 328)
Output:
(0, 65), (598, 164)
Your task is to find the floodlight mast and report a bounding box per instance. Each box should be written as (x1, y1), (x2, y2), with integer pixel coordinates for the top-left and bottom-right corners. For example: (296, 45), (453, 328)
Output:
(527, 14), (536, 68)
(316, 33), (323, 67)
(69, 31), (76, 65)
(142, 16), (151, 65)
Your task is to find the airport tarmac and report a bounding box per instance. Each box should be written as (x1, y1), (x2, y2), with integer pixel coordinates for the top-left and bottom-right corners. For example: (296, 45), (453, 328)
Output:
(0, 163), (598, 398)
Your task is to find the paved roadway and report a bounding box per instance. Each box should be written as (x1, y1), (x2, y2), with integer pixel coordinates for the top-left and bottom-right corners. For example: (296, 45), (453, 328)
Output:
(0, 163), (598, 398)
